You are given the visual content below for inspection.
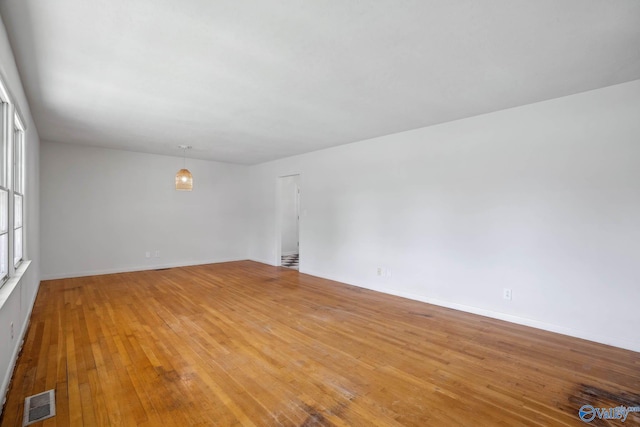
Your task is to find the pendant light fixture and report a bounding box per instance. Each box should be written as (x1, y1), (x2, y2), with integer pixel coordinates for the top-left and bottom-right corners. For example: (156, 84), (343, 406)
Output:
(175, 145), (193, 191)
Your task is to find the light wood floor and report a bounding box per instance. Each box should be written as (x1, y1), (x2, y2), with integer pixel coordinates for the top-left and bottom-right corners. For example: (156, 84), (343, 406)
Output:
(1, 261), (639, 426)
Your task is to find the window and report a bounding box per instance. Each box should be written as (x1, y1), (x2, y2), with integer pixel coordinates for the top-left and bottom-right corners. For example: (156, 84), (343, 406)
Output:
(0, 77), (27, 287)
(13, 114), (24, 267)
(0, 98), (8, 283)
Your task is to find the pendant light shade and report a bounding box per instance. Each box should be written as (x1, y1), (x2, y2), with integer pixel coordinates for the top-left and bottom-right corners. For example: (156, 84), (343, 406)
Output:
(176, 145), (193, 191)
(175, 168), (193, 190)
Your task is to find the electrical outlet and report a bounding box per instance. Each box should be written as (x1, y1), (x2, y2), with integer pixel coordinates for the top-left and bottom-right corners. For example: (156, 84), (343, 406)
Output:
(376, 267), (383, 276)
(145, 251), (151, 258)
(10, 322), (14, 340)
(154, 250), (160, 258)
(503, 288), (512, 300)
(386, 268), (392, 278)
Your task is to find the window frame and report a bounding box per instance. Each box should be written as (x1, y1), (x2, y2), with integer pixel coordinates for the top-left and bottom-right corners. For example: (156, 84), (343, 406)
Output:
(0, 75), (27, 287)
(13, 113), (24, 268)
(0, 98), (8, 284)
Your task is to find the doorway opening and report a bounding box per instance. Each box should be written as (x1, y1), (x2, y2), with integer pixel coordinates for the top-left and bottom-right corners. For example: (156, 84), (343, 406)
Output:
(278, 175), (300, 270)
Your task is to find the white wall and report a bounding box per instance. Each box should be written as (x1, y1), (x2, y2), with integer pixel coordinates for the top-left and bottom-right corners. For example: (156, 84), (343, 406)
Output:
(280, 175), (299, 256)
(0, 15), (40, 412)
(247, 80), (640, 352)
(40, 142), (249, 279)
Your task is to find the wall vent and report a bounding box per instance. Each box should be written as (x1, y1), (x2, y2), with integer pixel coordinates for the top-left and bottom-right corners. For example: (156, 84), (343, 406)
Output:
(23, 389), (55, 426)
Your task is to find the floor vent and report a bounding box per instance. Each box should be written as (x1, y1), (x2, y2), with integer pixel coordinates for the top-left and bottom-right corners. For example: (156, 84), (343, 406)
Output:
(23, 390), (56, 426)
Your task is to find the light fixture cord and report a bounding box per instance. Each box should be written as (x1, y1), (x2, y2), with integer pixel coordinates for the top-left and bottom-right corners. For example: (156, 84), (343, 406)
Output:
(183, 148), (186, 168)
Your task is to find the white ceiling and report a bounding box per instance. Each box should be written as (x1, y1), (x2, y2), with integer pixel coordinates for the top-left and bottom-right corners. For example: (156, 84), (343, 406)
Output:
(1, 1), (639, 164)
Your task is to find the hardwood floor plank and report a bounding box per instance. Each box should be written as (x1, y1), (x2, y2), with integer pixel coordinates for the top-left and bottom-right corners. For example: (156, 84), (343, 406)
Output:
(2, 261), (639, 426)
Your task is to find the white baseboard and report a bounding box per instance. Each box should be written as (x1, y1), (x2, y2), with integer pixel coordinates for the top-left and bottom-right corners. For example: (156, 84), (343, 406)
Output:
(39, 260), (640, 353)
(40, 257), (247, 281)
(302, 269), (640, 354)
(248, 258), (277, 266)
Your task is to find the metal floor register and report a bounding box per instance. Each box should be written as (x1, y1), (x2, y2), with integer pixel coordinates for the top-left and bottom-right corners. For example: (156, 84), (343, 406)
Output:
(23, 389), (56, 426)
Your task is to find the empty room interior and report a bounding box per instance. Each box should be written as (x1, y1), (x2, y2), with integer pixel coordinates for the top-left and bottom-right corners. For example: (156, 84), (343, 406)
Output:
(0, 1), (639, 426)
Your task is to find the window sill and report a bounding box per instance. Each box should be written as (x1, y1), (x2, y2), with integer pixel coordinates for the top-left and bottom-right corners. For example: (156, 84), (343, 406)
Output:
(0, 259), (31, 310)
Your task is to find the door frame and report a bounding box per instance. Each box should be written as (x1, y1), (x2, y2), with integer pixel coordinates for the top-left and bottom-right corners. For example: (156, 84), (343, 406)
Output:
(275, 174), (300, 267)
